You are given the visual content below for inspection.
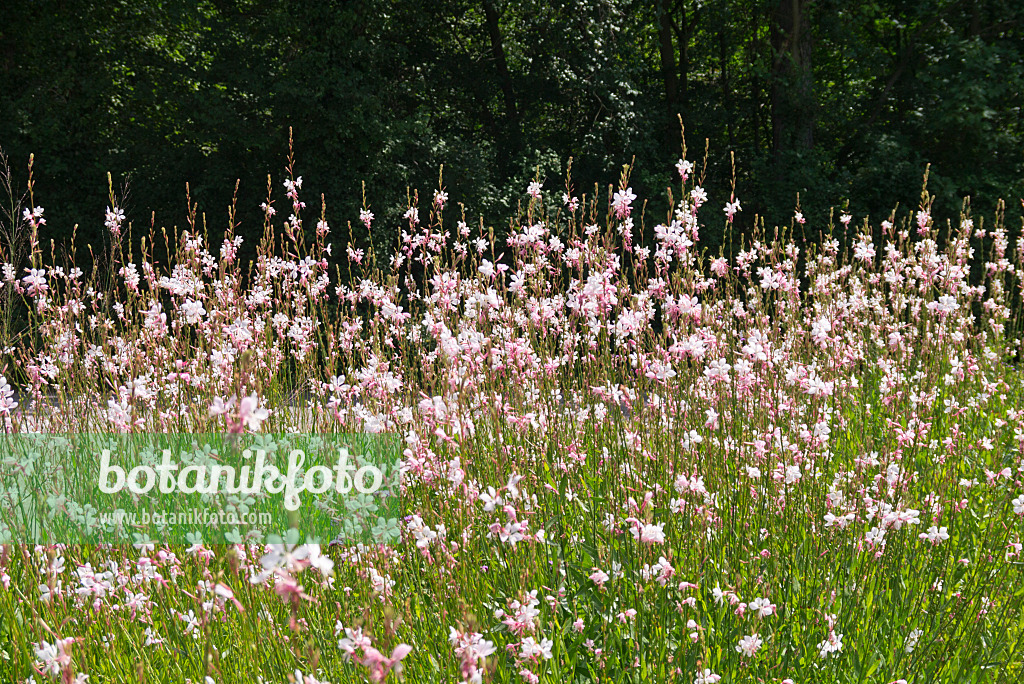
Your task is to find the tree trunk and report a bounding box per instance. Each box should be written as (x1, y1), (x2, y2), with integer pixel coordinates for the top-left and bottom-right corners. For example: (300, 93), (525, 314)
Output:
(482, 0), (517, 124)
(678, 1), (689, 101)
(770, 0), (815, 158)
(748, 4), (761, 151)
(720, 28), (733, 147)
(482, 0), (520, 176)
(656, 0), (678, 111)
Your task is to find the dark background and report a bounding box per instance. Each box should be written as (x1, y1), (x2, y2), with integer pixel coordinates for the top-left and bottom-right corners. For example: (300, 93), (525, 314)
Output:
(1, 0), (1022, 263)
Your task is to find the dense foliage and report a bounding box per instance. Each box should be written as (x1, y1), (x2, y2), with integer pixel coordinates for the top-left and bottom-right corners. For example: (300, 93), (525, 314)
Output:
(1, 0), (1022, 259)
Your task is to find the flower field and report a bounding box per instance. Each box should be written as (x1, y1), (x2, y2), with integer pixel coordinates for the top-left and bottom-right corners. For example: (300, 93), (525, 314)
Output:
(1, 157), (1023, 684)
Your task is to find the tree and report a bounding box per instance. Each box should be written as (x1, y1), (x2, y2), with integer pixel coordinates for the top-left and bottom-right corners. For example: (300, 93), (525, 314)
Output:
(770, 0), (816, 158)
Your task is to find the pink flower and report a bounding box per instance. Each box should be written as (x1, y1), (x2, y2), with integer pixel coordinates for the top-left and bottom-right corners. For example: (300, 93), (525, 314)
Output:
(210, 393), (270, 433)
(338, 626), (373, 657)
(690, 186), (706, 208)
(916, 209), (931, 232)
(0, 375), (18, 416)
(213, 582), (244, 612)
(105, 206), (125, 237)
(612, 187), (637, 218)
(360, 208), (374, 228)
(34, 637), (76, 678)
(676, 158), (693, 181)
(360, 643), (413, 682)
(23, 205), (46, 228)
(449, 627), (496, 681)
(628, 520), (666, 544)
(237, 393), (270, 431)
(723, 198), (741, 222)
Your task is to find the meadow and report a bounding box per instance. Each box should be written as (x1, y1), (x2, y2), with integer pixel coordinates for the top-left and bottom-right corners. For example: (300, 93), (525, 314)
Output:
(0, 153), (1023, 684)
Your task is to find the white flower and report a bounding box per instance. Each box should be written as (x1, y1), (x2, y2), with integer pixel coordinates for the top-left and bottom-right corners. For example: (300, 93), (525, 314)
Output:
(919, 526), (950, 545)
(519, 636), (553, 660)
(817, 631), (844, 658)
(905, 628), (923, 653)
(935, 295), (959, 314)
(631, 521), (666, 545)
(612, 187), (637, 217)
(1012, 495), (1024, 516)
(735, 633), (762, 657)
(748, 597), (776, 618)
(865, 527), (885, 545)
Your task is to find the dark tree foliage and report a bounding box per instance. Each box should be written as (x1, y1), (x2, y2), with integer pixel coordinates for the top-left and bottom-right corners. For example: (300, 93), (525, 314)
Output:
(1, 0), (1021, 261)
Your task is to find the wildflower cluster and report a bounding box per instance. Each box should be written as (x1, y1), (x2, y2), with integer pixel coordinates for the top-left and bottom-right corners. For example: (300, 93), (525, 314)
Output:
(0, 157), (1022, 683)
